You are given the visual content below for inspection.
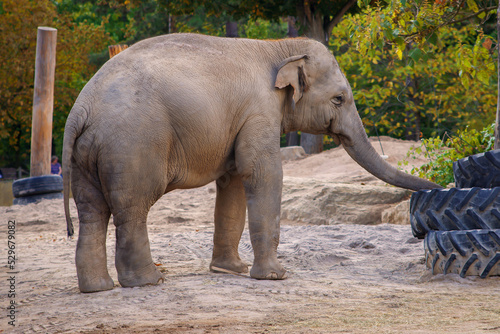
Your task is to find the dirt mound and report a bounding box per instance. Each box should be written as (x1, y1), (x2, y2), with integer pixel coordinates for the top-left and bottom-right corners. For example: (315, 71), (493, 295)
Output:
(281, 177), (411, 225)
(282, 136), (426, 184)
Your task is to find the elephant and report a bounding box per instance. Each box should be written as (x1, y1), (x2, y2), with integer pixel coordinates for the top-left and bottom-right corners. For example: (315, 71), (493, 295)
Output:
(63, 33), (440, 293)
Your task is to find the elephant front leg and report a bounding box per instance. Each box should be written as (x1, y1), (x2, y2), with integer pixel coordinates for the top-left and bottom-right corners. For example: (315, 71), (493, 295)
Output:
(114, 211), (164, 287)
(243, 166), (286, 280)
(210, 174), (248, 274)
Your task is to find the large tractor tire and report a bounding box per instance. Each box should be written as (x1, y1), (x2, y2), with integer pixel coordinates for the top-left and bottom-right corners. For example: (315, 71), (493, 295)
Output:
(453, 150), (500, 188)
(424, 229), (500, 278)
(12, 175), (63, 198)
(410, 188), (500, 239)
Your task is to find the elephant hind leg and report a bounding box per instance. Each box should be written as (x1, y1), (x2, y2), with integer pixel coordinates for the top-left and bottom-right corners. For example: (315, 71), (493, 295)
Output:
(114, 214), (165, 287)
(73, 168), (114, 293)
(98, 150), (168, 288)
(113, 207), (165, 288)
(210, 174), (249, 274)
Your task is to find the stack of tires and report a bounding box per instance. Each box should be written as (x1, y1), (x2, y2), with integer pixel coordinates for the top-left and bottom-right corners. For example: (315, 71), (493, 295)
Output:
(12, 175), (63, 205)
(410, 150), (500, 278)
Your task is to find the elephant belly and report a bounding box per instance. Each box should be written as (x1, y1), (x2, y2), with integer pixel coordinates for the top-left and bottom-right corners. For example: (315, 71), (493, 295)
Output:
(167, 162), (228, 191)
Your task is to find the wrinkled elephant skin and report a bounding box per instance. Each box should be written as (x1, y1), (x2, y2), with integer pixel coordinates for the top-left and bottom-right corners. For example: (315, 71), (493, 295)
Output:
(63, 33), (440, 293)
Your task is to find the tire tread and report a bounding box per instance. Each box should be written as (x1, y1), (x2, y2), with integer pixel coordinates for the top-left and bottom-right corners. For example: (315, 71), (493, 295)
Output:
(410, 188), (500, 238)
(453, 150), (500, 188)
(425, 230), (500, 278)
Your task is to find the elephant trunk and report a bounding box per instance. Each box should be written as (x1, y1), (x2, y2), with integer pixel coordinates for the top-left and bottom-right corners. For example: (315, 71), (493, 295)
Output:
(335, 108), (442, 191)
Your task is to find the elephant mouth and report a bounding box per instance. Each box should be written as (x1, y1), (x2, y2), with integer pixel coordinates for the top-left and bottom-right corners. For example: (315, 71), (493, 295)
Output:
(326, 120), (340, 146)
(327, 125), (344, 146)
(329, 133), (342, 146)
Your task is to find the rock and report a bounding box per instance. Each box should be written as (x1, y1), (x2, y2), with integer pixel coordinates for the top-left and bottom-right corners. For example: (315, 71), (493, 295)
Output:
(280, 146), (307, 161)
(280, 177), (411, 225)
(381, 199), (410, 225)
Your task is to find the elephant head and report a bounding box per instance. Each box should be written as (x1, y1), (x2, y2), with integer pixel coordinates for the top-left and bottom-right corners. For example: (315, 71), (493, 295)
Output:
(275, 44), (440, 191)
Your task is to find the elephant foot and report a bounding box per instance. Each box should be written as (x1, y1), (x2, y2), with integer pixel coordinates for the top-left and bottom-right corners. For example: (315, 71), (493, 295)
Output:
(117, 262), (165, 288)
(250, 259), (287, 280)
(78, 273), (114, 293)
(210, 257), (249, 274)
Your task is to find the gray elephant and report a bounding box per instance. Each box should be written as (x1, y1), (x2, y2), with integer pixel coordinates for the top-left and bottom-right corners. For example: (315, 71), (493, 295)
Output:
(63, 33), (440, 293)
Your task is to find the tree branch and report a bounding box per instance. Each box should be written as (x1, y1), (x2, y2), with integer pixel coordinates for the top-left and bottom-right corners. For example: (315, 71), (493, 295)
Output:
(304, 0), (313, 24)
(327, 0), (357, 36)
(446, 5), (497, 25)
(400, 4), (496, 40)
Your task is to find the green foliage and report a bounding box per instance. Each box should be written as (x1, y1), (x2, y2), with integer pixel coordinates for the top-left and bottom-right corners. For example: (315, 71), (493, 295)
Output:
(242, 18), (287, 39)
(0, 0), (112, 169)
(400, 123), (495, 186)
(168, 3), (289, 39)
(55, 0), (170, 43)
(330, 9), (497, 141)
(171, 6), (227, 37)
(354, 0), (497, 88)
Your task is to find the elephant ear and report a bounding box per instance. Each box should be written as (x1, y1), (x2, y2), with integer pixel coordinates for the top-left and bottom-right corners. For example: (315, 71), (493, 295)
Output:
(275, 55), (309, 105)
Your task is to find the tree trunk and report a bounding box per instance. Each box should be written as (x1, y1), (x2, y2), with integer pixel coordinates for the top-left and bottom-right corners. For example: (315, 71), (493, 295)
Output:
(168, 15), (177, 34)
(301, 133), (323, 154)
(31, 27), (57, 177)
(495, 1), (500, 149)
(286, 132), (300, 146)
(226, 21), (238, 38)
(303, 12), (328, 44)
(287, 16), (299, 38)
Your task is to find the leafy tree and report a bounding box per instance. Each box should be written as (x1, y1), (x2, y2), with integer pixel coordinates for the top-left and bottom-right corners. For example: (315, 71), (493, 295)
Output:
(351, 0), (498, 145)
(0, 0), (112, 169)
(55, 0), (171, 44)
(357, 0), (497, 47)
(331, 12), (496, 142)
(351, 1), (496, 88)
(242, 17), (288, 39)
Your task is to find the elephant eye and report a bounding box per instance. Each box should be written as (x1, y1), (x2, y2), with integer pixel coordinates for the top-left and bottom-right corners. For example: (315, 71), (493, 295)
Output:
(332, 95), (344, 105)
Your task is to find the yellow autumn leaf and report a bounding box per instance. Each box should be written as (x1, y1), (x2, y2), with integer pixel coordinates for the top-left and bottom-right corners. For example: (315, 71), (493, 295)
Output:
(466, 0), (479, 12)
(477, 71), (490, 85)
(396, 47), (403, 60)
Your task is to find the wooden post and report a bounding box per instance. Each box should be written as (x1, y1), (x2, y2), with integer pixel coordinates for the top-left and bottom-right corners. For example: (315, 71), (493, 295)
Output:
(31, 27), (57, 177)
(108, 44), (128, 58)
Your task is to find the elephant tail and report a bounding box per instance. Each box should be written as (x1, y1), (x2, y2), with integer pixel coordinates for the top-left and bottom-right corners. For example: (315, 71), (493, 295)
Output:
(62, 105), (87, 238)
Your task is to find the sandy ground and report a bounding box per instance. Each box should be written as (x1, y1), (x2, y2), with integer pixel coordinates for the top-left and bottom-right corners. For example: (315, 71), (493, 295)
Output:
(1, 137), (499, 333)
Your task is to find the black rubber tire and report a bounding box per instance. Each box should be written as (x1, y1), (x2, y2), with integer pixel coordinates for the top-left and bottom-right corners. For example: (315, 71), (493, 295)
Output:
(12, 175), (63, 198)
(12, 192), (63, 205)
(424, 229), (500, 278)
(453, 150), (500, 188)
(410, 188), (500, 239)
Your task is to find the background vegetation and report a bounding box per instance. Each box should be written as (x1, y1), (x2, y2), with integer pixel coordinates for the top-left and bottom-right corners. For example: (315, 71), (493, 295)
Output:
(0, 0), (497, 177)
